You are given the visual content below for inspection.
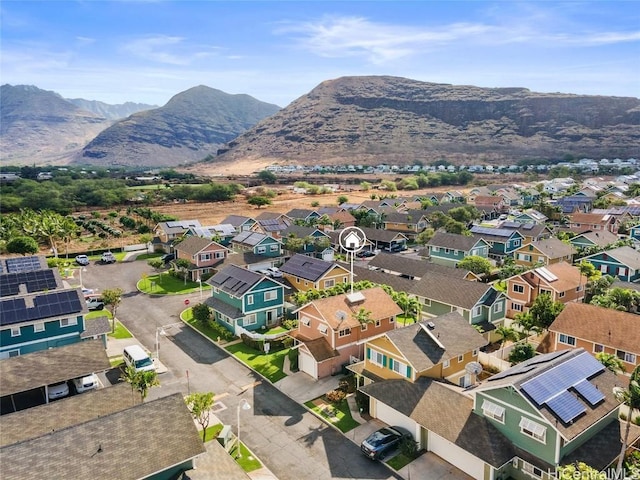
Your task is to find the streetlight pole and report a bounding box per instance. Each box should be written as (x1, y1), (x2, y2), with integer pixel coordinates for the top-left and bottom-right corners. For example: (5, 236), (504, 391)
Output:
(197, 277), (202, 300)
(155, 327), (164, 361)
(236, 398), (251, 458)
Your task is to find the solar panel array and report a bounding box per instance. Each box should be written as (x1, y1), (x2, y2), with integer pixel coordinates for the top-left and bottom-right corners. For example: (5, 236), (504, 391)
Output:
(210, 265), (260, 296)
(0, 270), (58, 297)
(470, 226), (515, 238)
(521, 351), (605, 424)
(232, 231), (266, 246)
(5, 256), (43, 273)
(0, 290), (83, 326)
(280, 254), (332, 281)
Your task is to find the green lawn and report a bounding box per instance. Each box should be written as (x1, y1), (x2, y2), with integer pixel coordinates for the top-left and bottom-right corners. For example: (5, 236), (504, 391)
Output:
(203, 423), (224, 442)
(304, 398), (360, 433)
(396, 315), (418, 326)
(137, 274), (211, 295)
(229, 442), (262, 472)
(135, 253), (162, 261)
(225, 343), (288, 383)
(387, 452), (415, 470)
(110, 320), (133, 339)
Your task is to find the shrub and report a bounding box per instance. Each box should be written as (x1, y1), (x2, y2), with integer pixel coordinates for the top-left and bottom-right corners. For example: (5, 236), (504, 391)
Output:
(399, 436), (418, 458)
(634, 415), (640, 426)
(207, 319), (235, 342)
(338, 375), (356, 394)
(508, 343), (536, 365)
(191, 303), (212, 325)
(288, 349), (299, 371)
(620, 412), (628, 421)
(311, 201), (320, 207)
(282, 318), (298, 330)
(325, 389), (346, 404)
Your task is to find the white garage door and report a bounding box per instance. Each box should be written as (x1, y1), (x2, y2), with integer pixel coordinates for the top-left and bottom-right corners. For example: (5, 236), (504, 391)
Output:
(374, 400), (420, 446)
(298, 350), (317, 379)
(429, 431), (485, 480)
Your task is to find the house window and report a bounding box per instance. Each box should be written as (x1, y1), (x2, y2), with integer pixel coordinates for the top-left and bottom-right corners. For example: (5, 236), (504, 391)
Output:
(244, 314), (257, 326)
(247, 295), (254, 305)
(389, 317), (395, 323)
(432, 246), (440, 252)
(264, 290), (277, 301)
(444, 248), (451, 254)
(318, 324), (328, 335)
(493, 302), (503, 314)
(370, 350), (384, 367)
(618, 267), (628, 276)
(6, 349), (20, 358)
(215, 251), (225, 259)
(522, 461), (543, 479)
(576, 285), (583, 292)
(443, 359), (450, 369)
(270, 244), (279, 252)
(539, 289), (552, 296)
(481, 400), (505, 423)
(617, 350), (637, 364)
(518, 254), (532, 262)
(458, 354), (464, 363)
(60, 318), (77, 327)
(375, 320), (381, 327)
(423, 298), (431, 306)
(519, 417), (546, 443)
(200, 253), (211, 261)
(257, 246), (266, 254)
(11, 327), (20, 337)
(513, 239), (521, 247)
(559, 291), (565, 298)
(301, 316), (311, 326)
(472, 349), (478, 356)
(325, 279), (335, 288)
(593, 344), (604, 353)
(361, 323), (368, 331)
(472, 306), (481, 317)
(391, 360), (408, 377)
(511, 302), (523, 312)
(513, 284), (524, 294)
(34, 322), (45, 333)
(338, 328), (351, 337)
(559, 334), (576, 346)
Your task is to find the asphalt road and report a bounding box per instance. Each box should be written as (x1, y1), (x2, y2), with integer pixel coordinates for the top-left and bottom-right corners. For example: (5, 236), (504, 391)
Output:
(82, 258), (402, 480)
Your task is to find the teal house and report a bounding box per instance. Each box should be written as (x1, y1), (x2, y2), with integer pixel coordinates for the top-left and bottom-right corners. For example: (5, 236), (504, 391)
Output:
(630, 224), (640, 242)
(568, 230), (618, 252)
(409, 275), (506, 330)
(231, 231), (282, 258)
(281, 225), (331, 255)
(0, 257), (95, 358)
(581, 245), (640, 282)
(470, 225), (524, 259)
(205, 265), (286, 334)
(426, 231), (490, 268)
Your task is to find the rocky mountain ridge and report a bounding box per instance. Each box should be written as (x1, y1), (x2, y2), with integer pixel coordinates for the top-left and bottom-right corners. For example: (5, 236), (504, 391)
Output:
(66, 98), (157, 121)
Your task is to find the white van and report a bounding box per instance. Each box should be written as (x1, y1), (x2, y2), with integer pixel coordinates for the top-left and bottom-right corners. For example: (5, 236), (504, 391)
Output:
(73, 374), (99, 393)
(122, 345), (156, 373)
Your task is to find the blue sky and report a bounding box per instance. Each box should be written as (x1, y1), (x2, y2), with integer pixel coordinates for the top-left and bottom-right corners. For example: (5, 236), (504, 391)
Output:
(2, 1), (638, 107)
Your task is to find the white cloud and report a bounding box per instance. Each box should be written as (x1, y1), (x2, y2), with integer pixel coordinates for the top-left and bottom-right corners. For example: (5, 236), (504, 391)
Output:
(121, 35), (220, 65)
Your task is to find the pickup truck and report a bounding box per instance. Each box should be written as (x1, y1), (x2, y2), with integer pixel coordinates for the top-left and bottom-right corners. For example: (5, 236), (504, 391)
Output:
(85, 296), (105, 311)
(101, 252), (116, 264)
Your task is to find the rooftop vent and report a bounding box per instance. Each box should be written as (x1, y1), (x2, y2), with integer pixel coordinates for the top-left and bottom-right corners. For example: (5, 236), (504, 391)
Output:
(427, 322), (436, 329)
(346, 291), (365, 305)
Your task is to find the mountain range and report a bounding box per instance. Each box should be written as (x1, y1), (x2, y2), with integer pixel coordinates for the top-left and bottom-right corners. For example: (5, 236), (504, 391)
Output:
(1, 78), (639, 169)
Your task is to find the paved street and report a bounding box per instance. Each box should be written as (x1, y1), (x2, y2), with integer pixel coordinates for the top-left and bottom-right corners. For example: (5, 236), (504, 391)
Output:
(82, 258), (402, 480)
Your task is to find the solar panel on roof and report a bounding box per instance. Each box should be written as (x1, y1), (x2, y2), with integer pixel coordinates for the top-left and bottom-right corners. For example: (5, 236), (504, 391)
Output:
(470, 226), (514, 237)
(5, 256), (42, 273)
(574, 379), (605, 406)
(546, 390), (587, 423)
(521, 351), (604, 405)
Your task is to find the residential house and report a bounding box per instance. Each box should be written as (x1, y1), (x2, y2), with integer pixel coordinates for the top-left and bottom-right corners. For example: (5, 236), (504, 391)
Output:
(220, 215), (256, 232)
(324, 210), (356, 230)
(355, 313), (488, 388)
(359, 348), (627, 479)
(470, 195), (506, 212)
(425, 231), (490, 268)
(569, 230), (618, 252)
(205, 265), (286, 334)
(381, 211), (428, 238)
(279, 254), (350, 292)
(629, 224), (640, 242)
(231, 231), (282, 258)
(174, 236), (228, 281)
(367, 252), (433, 280)
(505, 262), (586, 320)
(566, 212), (619, 234)
(518, 188), (541, 207)
(333, 227), (408, 253)
(409, 276), (506, 334)
(547, 302), (640, 371)
(292, 287), (401, 379)
(280, 225), (331, 256)
(470, 225), (525, 259)
(185, 224), (237, 247)
(153, 220), (202, 253)
(513, 238), (576, 267)
(581, 245), (640, 281)
(254, 212), (292, 239)
(285, 208), (320, 224)
(498, 221), (551, 245)
(555, 196), (593, 214)
(514, 209), (547, 224)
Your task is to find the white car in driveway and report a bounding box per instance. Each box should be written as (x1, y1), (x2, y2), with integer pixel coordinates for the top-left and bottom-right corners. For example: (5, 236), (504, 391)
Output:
(47, 381), (70, 401)
(267, 267), (283, 278)
(75, 255), (90, 266)
(72, 374), (99, 393)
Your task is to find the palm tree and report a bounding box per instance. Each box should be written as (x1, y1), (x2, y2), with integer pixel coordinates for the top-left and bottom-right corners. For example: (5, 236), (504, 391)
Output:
(59, 216), (80, 259)
(120, 365), (160, 401)
(495, 326), (519, 360)
(353, 307), (373, 325)
(596, 352), (624, 374)
(613, 365), (640, 475)
(407, 296), (423, 324)
(39, 210), (64, 257)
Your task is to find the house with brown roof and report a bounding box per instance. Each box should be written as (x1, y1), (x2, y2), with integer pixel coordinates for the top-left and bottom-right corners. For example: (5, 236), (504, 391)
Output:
(513, 237), (577, 267)
(505, 262), (586, 320)
(547, 302), (640, 371)
(292, 287), (402, 379)
(470, 195), (506, 211)
(324, 210), (356, 230)
(381, 210), (428, 238)
(153, 220), (202, 253)
(174, 236), (228, 281)
(352, 312), (487, 388)
(567, 212), (619, 234)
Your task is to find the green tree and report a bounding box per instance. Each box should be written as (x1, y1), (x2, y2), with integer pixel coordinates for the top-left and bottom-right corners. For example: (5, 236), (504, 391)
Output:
(337, 195), (348, 205)
(6, 236), (39, 255)
(508, 343), (535, 365)
(495, 326), (519, 359)
(457, 255), (492, 275)
(415, 228), (435, 245)
(360, 181), (371, 191)
(596, 352), (625, 374)
(529, 293), (564, 331)
(586, 275), (615, 302)
(257, 170), (277, 184)
(380, 180), (397, 192)
(120, 364), (159, 401)
(557, 462), (606, 479)
(102, 288), (123, 333)
(247, 196), (272, 208)
(443, 219), (467, 235)
(578, 260), (600, 299)
(192, 303), (212, 325)
(614, 366), (640, 475)
(185, 392), (216, 442)
(513, 312), (542, 337)
(591, 287), (640, 312)
(147, 257), (164, 271)
(353, 307), (373, 325)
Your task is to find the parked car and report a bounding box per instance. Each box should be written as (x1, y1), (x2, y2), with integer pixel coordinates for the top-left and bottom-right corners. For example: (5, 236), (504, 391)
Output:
(267, 267), (283, 278)
(123, 345), (156, 373)
(100, 251), (116, 264)
(47, 381), (70, 401)
(75, 255), (90, 266)
(161, 253), (175, 264)
(72, 374), (99, 393)
(258, 269), (273, 277)
(386, 244), (407, 253)
(85, 296), (104, 311)
(356, 250), (376, 258)
(81, 288), (95, 296)
(360, 426), (411, 460)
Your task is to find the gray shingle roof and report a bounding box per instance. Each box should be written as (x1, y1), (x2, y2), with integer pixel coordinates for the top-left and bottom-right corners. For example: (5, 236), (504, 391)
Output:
(0, 393), (205, 480)
(385, 313), (488, 372)
(409, 276), (494, 310)
(80, 315), (111, 338)
(368, 252), (431, 278)
(176, 236), (223, 256)
(0, 339), (111, 397)
(428, 231), (482, 251)
(206, 265), (262, 297)
(205, 296), (243, 319)
(528, 237), (576, 259)
(221, 215), (254, 227)
(594, 245), (640, 270)
(356, 227), (408, 243)
(342, 263), (417, 293)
